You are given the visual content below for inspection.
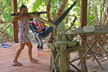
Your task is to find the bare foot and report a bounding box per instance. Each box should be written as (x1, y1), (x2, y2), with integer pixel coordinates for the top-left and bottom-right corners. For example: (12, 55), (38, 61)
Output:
(30, 59), (39, 63)
(13, 62), (23, 66)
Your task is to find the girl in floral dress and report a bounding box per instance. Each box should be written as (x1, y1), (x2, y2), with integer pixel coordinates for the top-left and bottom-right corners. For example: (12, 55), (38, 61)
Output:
(12, 5), (38, 66)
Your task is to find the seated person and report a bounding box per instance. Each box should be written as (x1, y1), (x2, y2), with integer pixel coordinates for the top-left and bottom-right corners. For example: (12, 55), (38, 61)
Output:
(29, 18), (46, 50)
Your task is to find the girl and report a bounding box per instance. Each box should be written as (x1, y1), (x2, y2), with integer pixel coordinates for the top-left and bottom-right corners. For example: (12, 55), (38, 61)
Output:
(12, 5), (38, 66)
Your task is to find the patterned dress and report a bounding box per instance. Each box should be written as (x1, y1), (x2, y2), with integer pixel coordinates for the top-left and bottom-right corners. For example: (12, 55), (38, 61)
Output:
(18, 17), (30, 43)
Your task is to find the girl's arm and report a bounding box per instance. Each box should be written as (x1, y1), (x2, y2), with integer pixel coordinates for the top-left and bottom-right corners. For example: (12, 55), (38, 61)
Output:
(27, 11), (38, 19)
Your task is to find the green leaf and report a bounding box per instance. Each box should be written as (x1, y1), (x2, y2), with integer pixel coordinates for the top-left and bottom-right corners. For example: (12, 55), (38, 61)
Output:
(32, 0), (43, 11)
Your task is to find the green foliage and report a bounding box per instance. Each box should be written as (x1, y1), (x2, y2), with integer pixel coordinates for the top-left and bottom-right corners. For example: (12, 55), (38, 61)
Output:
(1, 0), (13, 20)
(0, 0), (107, 42)
(0, 0), (13, 40)
(61, 0), (81, 30)
(32, 0), (43, 11)
(87, 1), (96, 25)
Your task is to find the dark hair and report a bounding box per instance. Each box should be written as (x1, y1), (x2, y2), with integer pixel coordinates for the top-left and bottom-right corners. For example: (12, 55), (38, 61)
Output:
(20, 5), (27, 12)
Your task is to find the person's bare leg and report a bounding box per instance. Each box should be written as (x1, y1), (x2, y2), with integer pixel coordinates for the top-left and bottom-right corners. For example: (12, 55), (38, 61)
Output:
(26, 42), (38, 63)
(13, 43), (25, 63)
(25, 42), (33, 60)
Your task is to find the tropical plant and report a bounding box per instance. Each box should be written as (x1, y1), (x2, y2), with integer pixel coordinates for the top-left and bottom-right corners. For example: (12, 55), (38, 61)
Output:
(0, 0), (107, 42)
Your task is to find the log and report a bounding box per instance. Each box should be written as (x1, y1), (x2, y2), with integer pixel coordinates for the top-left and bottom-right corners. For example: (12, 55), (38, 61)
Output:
(55, 34), (74, 41)
(11, 11), (47, 16)
(54, 41), (78, 48)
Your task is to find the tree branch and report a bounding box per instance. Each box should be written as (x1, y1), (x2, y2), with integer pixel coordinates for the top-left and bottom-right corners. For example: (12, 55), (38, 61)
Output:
(1, 22), (12, 34)
(0, 20), (11, 23)
(65, 16), (77, 32)
(46, 0), (53, 22)
(0, 30), (13, 39)
(0, 0), (10, 16)
(54, 0), (68, 21)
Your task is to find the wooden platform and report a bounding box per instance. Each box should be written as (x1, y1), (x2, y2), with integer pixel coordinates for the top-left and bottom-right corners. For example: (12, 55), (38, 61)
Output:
(0, 43), (108, 72)
(0, 43), (51, 72)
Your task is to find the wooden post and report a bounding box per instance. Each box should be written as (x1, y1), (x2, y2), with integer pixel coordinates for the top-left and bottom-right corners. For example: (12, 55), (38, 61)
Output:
(60, 44), (70, 72)
(80, 0), (88, 72)
(80, 0), (88, 51)
(78, 50), (88, 72)
(81, 0), (87, 27)
(12, 0), (18, 43)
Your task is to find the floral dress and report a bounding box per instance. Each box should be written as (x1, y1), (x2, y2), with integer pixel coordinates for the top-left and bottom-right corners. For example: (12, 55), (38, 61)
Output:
(18, 17), (30, 43)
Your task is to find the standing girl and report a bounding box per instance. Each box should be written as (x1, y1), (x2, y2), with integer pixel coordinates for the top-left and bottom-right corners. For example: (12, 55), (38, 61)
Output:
(12, 5), (38, 66)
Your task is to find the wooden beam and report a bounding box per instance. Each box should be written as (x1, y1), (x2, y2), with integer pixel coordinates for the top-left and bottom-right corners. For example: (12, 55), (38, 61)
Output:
(12, 0), (18, 43)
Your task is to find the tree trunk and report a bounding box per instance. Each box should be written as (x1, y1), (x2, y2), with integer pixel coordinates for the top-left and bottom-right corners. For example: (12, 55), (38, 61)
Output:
(104, 5), (108, 25)
(46, 0), (68, 43)
(94, 5), (99, 26)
